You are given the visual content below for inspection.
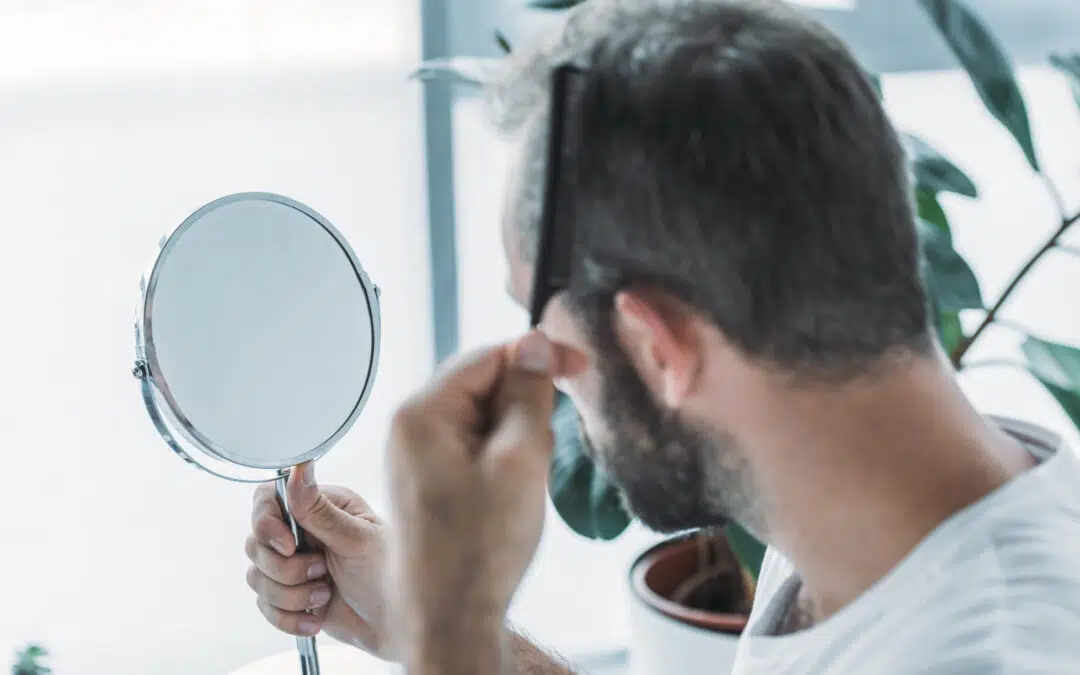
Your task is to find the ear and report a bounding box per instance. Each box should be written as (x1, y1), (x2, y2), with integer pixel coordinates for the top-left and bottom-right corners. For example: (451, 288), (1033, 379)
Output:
(613, 289), (703, 408)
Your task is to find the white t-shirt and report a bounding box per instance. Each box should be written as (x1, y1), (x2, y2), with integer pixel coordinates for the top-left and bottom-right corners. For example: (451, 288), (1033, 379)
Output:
(732, 417), (1080, 675)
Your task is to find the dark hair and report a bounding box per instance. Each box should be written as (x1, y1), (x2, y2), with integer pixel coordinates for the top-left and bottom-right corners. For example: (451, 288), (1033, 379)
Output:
(491, 0), (931, 377)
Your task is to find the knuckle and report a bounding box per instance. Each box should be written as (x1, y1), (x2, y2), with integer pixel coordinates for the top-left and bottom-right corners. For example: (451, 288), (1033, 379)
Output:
(245, 566), (262, 594)
(390, 397), (417, 424)
(389, 405), (421, 441)
(391, 397), (436, 440)
(279, 585), (313, 612)
(279, 555), (312, 585)
(252, 516), (280, 543)
(256, 598), (279, 626)
(262, 551), (298, 585)
(253, 483), (274, 503)
(493, 443), (547, 477)
(256, 599), (302, 635)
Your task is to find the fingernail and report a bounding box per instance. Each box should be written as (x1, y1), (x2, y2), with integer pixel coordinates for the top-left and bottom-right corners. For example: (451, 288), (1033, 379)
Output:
(300, 462), (316, 487)
(514, 332), (552, 374)
(306, 562), (327, 579)
(270, 539), (290, 556)
(310, 587), (332, 607)
(299, 619), (319, 635)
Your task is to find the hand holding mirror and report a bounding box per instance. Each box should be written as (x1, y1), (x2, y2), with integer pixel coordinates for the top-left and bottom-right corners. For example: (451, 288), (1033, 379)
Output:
(133, 192), (382, 675)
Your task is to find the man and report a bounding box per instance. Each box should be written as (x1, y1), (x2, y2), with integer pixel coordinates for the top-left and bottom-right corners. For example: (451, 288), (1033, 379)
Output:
(244, 0), (1080, 673)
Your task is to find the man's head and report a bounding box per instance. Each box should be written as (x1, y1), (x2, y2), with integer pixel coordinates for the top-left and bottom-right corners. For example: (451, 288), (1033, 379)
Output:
(494, 0), (931, 533)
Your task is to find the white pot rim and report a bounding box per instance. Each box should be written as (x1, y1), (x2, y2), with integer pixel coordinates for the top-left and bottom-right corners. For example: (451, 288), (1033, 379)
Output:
(628, 532), (749, 635)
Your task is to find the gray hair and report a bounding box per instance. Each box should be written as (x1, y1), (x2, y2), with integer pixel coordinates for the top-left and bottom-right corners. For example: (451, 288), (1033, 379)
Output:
(483, 0), (799, 261)
(480, 0), (929, 374)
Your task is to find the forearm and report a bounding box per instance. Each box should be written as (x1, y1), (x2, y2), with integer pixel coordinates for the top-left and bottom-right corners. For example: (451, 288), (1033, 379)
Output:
(404, 619), (578, 675)
(507, 627), (578, 675)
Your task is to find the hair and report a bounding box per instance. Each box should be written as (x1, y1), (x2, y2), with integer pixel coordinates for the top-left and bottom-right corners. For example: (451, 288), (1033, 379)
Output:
(487, 0), (932, 378)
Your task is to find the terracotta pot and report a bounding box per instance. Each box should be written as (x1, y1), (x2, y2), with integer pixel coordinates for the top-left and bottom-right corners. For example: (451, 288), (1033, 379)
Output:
(627, 533), (751, 675)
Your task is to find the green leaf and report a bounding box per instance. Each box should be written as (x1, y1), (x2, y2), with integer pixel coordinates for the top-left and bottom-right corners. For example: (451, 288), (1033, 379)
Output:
(409, 57), (504, 87)
(938, 311), (965, 357)
(916, 188), (952, 241)
(903, 133), (978, 198)
(527, 0), (587, 9)
(549, 392), (632, 541)
(922, 247), (965, 358)
(917, 0), (1040, 172)
(1049, 53), (1080, 111)
(918, 219), (983, 312)
(724, 524), (767, 581)
(494, 30), (513, 55)
(1021, 337), (1080, 429)
(13, 644), (50, 675)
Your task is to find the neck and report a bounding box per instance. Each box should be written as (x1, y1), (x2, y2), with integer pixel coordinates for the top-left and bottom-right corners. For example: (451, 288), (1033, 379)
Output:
(725, 351), (1034, 622)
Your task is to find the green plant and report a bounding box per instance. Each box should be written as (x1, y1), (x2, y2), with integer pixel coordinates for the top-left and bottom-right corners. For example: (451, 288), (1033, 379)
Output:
(417, 0), (1080, 596)
(12, 644), (51, 675)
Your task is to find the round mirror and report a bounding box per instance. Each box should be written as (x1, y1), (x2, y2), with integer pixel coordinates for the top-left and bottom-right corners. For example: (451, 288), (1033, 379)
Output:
(134, 192), (381, 478)
(133, 192), (380, 675)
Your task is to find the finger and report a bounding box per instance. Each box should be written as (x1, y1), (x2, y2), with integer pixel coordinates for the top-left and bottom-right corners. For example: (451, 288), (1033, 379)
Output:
(390, 345), (514, 460)
(487, 331), (556, 463)
(321, 485), (382, 525)
(246, 566), (333, 612)
(244, 535), (328, 585)
(256, 598), (324, 637)
(416, 343), (510, 419)
(286, 462), (372, 555)
(252, 483), (295, 557)
(322, 601), (385, 655)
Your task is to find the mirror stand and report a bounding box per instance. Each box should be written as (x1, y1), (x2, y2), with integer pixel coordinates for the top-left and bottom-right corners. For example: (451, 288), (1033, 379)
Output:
(134, 193), (382, 675)
(276, 469), (322, 675)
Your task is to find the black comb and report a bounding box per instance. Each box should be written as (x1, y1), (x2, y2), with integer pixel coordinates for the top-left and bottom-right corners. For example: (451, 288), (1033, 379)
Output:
(529, 64), (588, 327)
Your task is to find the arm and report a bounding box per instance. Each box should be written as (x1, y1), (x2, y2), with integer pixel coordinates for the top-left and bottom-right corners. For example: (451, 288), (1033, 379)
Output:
(508, 628), (578, 675)
(405, 613), (578, 675)
(389, 335), (566, 675)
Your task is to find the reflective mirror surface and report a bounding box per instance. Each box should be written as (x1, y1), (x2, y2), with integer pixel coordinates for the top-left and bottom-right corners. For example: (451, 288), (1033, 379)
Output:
(145, 196), (377, 469)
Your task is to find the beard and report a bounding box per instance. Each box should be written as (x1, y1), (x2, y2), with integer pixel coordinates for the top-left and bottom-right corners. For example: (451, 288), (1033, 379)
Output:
(580, 340), (755, 533)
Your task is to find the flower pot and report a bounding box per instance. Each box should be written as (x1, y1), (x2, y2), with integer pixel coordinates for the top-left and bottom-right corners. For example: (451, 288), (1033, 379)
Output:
(627, 532), (751, 675)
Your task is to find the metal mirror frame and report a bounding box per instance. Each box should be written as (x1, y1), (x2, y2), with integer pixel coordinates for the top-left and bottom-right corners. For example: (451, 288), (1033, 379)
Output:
(132, 191), (382, 483)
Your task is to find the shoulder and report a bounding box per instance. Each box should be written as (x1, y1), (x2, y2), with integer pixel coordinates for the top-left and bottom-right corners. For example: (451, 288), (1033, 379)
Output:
(868, 557), (1080, 674)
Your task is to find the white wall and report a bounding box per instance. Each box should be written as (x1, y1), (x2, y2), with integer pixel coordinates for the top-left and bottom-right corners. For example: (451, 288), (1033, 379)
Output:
(453, 64), (1080, 660)
(0, 11), (433, 672)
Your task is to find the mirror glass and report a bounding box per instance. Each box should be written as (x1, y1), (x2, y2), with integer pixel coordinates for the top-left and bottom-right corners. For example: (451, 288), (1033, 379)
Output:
(146, 197), (377, 469)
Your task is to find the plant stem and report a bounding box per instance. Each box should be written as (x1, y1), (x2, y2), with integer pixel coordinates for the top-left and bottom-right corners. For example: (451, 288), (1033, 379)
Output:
(951, 208), (1079, 365)
(1042, 174), (1069, 221)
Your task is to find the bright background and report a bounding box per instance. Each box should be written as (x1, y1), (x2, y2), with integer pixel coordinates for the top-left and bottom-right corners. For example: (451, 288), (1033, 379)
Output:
(1, 1), (1078, 674)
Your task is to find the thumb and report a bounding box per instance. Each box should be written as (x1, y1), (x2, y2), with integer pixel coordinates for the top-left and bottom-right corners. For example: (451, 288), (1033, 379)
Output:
(489, 331), (556, 458)
(285, 462), (361, 553)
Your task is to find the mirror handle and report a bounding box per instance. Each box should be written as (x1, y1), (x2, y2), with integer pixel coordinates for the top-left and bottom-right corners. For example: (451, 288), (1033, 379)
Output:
(275, 472), (322, 674)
